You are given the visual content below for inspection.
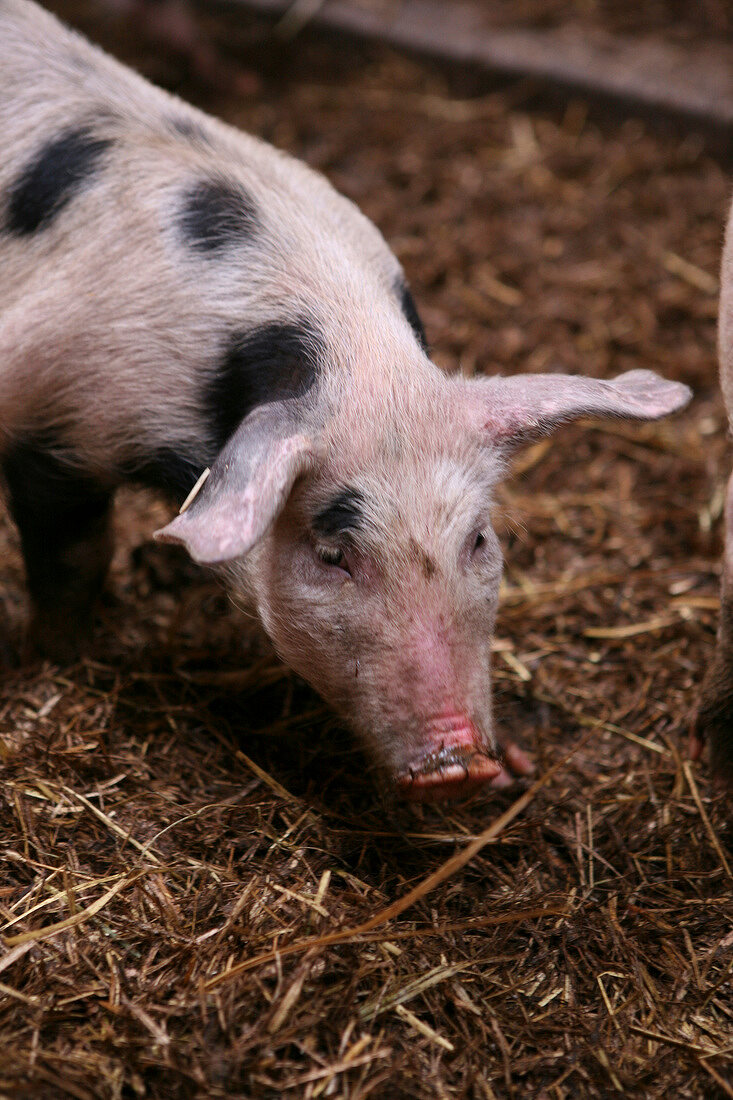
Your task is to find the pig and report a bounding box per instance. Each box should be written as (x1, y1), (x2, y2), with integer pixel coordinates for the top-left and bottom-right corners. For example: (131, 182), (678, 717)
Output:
(692, 207), (733, 789)
(0, 0), (691, 800)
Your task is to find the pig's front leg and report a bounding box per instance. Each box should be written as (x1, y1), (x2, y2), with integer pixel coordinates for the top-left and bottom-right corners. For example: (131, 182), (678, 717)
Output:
(692, 467), (733, 787)
(2, 444), (113, 662)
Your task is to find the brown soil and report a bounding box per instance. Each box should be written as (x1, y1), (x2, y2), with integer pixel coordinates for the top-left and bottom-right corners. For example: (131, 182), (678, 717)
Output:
(1, 4), (731, 1098)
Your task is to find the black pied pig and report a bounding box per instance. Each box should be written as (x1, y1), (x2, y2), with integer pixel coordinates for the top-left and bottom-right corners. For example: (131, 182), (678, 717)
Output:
(0, 0), (691, 800)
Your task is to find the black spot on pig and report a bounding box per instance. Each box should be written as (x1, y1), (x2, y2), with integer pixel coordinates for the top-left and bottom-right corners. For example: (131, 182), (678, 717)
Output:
(209, 321), (322, 447)
(2, 437), (109, 519)
(396, 278), (427, 352)
(7, 126), (113, 235)
(313, 488), (365, 538)
(125, 446), (209, 500)
(178, 178), (257, 252)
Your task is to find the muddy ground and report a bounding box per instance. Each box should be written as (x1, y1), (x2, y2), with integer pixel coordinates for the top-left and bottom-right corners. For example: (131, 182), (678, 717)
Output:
(0, 3), (731, 1098)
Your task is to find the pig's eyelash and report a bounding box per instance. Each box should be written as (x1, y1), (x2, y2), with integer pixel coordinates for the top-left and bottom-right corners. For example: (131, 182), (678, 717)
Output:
(314, 543), (346, 568)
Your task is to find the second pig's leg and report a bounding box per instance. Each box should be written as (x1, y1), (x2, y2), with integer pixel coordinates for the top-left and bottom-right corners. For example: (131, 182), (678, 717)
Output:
(692, 466), (733, 786)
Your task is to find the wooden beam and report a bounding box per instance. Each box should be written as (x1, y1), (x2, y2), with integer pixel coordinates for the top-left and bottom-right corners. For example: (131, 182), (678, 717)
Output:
(230, 0), (733, 133)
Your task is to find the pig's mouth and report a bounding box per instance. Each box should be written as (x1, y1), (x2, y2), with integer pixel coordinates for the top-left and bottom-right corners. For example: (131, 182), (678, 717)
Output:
(395, 727), (503, 802)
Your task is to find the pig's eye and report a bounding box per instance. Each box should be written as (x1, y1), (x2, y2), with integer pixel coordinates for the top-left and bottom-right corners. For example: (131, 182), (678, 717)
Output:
(472, 532), (486, 555)
(315, 544), (349, 573)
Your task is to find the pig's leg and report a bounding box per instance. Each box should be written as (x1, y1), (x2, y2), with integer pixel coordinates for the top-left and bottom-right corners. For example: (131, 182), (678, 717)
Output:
(1, 446), (113, 661)
(692, 467), (733, 786)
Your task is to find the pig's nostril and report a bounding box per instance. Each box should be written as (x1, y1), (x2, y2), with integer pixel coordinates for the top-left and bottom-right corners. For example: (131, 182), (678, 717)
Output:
(414, 743), (499, 776)
(396, 740), (502, 801)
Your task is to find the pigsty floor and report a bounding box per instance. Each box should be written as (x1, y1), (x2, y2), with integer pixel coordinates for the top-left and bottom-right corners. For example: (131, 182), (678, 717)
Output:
(0, 3), (731, 1097)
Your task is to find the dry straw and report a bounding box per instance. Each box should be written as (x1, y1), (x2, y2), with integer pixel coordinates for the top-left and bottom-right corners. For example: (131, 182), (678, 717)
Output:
(1, 1), (732, 1096)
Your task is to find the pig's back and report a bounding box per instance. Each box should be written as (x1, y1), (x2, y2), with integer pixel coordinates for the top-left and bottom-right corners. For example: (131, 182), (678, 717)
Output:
(0, 0), (408, 486)
(0, 0), (375, 257)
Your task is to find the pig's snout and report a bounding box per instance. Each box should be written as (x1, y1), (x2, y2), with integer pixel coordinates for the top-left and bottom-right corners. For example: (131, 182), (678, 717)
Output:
(396, 714), (501, 802)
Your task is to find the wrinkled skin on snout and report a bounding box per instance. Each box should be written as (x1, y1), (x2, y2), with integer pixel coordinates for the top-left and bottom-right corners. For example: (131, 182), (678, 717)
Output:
(159, 368), (691, 801)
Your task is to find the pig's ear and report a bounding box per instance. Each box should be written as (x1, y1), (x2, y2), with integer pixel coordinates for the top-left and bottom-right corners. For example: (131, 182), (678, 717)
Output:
(154, 414), (314, 564)
(470, 369), (691, 448)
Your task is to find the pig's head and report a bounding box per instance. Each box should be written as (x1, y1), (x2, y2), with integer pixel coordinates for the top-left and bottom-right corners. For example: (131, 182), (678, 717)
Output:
(156, 363), (690, 800)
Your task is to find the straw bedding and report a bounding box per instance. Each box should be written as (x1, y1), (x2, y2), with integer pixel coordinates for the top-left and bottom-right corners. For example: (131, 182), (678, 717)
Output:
(1, 4), (731, 1096)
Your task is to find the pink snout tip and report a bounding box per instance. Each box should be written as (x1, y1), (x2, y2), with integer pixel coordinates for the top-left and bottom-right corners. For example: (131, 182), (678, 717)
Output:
(396, 725), (502, 803)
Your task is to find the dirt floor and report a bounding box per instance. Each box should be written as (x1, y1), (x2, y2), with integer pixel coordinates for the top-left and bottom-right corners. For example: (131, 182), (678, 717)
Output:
(1, 3), (732, 1098)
